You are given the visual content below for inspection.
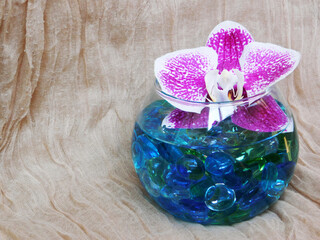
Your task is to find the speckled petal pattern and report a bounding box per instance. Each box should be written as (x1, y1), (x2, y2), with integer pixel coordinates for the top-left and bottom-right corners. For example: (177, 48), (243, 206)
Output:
(206, 21), (254, 72)
(231, 95), (288, 132)
(155, 47), (218, 102)
(162, 108), (209, 129)
(240, 42), (301, 96)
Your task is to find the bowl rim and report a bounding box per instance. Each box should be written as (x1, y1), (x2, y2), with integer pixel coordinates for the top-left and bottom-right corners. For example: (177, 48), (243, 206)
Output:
(154, 79), (271, 107)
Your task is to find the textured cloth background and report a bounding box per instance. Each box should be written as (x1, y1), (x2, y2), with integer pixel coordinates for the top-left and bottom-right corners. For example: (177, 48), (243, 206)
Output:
(0, 0), (319, 239)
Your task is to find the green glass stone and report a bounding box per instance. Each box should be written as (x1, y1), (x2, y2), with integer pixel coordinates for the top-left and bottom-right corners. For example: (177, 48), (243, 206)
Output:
(235, 151), (249, 162)
(261, 162), (278, 192)
(190, 177), (215, 198)
(234, 156), (266, 181)
(176, 155), (205, 181)
(264, 153), (282, 164)
(182, 148), (206, 161)
(146, 157), (169, 187)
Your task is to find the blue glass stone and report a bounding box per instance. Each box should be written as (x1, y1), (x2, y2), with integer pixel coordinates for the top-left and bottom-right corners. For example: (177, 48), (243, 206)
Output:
(235, 179), (259, 200)
(132, 123), (143, 141)
(261, 162), (278, 191)
(157, 143), (183, 163)
(267, 179), (286, 197)
(146, 157), (169, 187)
(238, 184), (260, 210)
(160, 185), (190, 202)
(179, 199), (209, 222)
(139, 101), (164, 131)
(136, 134), (159, 160)
(223, 172), (248, 191)
(187, 209), (209, 223)
(145, 117), (163, 131)
(277, 161), (296, 183)
(139, 170), (161, 198)
(156, 196), (181, 215)
(205, 152), (234, 176)
(176, 155), (205, 181)
(174, 129), (198, 146)
(238, 187), (266, 212)
(249, 197), (269, 218)
(165, 169), (192, 187)
(132, 141), (144, 169)
(205, 184), (236, 211)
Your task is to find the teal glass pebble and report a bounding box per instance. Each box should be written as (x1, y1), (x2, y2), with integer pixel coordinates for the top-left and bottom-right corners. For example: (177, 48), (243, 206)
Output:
(261, 162), (278, 191)
(176, 155), (205, 181)
(205, 152), (234, 176)
(205, 184), (236, 211)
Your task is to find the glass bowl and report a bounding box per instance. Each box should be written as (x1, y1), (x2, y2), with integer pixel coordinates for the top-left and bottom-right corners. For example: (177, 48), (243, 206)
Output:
(131, 82), (298, 225)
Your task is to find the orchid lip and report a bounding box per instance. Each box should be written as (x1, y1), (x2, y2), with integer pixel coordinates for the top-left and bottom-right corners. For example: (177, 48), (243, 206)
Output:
(155, 79), (271, 107)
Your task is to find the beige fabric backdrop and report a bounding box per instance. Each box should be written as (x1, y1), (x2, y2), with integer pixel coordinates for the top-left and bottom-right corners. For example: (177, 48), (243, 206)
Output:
(0, 0), (319, 239)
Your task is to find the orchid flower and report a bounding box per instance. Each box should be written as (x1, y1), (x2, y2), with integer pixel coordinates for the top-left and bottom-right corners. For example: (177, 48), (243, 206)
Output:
(155, 21), (300, 132)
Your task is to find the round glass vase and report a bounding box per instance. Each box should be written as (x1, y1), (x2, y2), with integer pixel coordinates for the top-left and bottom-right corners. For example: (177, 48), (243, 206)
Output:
(131, 82), (298, 225)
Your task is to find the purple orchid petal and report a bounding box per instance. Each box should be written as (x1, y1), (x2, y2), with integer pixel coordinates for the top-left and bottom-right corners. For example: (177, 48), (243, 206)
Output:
(155, 47), (218, 106)
(231, 95), (288, 132)
(240, 42), (301, 96)
(162, 108), (209, 129)
(162, 106), (235, 130)
(206, 21), (254, 72)
(157, 89), (207, 114)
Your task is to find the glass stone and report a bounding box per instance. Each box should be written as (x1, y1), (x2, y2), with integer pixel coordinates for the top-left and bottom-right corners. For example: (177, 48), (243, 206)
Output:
(156, 196), (181, 215)
(205, 184), (236, 211)
(277, 161), (296, 183)
(157, 143), (183, 163)
(165, 169), (192, 187)
(182, 148), (206, 161)
(132, 123), (143, 142)
(190, 177), (215, 199)
(265, 138), (279, 155)
(263, 153), (282, 165)
(136, 134), (159, 160)
(132, 141), (144, 169)
(146, 157), (169, 187)
(261, 162), (278, 191)
(205, 152), (234, 176)
(139, 170), (161, 198)
(267, 179), (286, 197)
(235, 179), (259, 200)
(160, 185), (190, 202)
(176, 155), (205, 181)
(179, 199), (209, 222)
(223, 172), (248, 191)
(238, 187), (266, 211)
